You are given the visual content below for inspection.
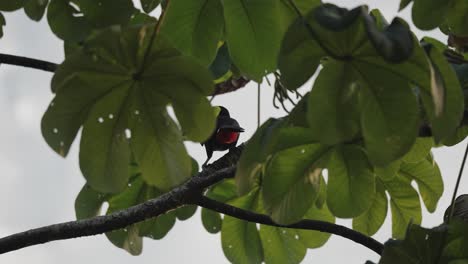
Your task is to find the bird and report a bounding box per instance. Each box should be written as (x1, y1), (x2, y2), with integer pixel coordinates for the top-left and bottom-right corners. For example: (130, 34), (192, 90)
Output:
(201, 106), (244, 167)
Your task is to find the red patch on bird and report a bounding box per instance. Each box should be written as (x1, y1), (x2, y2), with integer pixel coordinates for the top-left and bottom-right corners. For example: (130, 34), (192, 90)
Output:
(216, 130), (239, 144)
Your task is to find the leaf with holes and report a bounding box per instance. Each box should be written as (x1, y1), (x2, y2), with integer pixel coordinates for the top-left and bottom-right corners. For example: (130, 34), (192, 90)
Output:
(221, 190), (263, 264)
(160, 0), (224, 65)
(259, 226), (307, 264)
(42, 25), (216, 193)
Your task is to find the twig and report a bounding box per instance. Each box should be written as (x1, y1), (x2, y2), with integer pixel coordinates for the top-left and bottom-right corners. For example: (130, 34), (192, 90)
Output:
(0, 53), (57, 72)
(195, 195), (384, 255)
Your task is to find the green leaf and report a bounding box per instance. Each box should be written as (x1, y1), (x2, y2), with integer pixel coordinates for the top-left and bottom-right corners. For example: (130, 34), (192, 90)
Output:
(42, 25), (215, 192)
(356, 61), (419, 166)
(106, 225), (143, 255)
(75, 184), (108, 219)
(412, 0), (449, 30)
(353, 181), (388, 236)
(421, 42), (464, 143)
(24, 0), (48, 21)
(175, 205), (197, 221)
(399, 0), (412, 11)
(160, 0), (224, 65)
(402, 138), (434, 163)
(202, 207), (223, 234)
(383, 175), (422, 239)
(263, 144), (327, 224)
(297, 204), (335, 248)
(259, 226), (307, 264)
(222, 0), (282, 80)
(140, 0), (159, 13)
(0, 0), (23, 11)
(327, 145), (376, 218)
(221, 191), (263, 264)
(400, 159), (443, 213)
(278, 4), (324, 90)
(47, 0), (92, 41)
(306, 61), (360, 144)
(79, 83), (133, 193)
(379, 224), (446, 264)
(202, 179), (237, 234)
(210, 44), (232, 80)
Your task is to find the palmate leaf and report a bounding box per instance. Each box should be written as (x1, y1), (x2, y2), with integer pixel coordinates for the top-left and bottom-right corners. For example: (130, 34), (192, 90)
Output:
(42, 25), (217, 193)
(279, 4), (463, 166)
(353, 181), (388, 236)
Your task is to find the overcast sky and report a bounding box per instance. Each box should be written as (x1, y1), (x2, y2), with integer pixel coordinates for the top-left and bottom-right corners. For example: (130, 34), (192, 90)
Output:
(0, 0), (466, 263)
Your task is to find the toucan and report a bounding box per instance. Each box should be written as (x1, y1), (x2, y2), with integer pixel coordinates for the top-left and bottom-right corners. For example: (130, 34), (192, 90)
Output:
(201, 106), (244, 167)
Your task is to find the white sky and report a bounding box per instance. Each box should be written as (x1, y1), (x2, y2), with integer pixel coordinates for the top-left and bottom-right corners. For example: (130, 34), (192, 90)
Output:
(0, 0), (466, 263)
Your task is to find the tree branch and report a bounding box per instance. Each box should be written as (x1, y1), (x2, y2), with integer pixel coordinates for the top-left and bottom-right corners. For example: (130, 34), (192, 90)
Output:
(0, 144), (383, 256)
(0, 53), (57, 72)
(195, 195), (383, 255)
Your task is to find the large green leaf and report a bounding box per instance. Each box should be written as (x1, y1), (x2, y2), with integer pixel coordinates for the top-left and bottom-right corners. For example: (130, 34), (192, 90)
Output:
(327, 145), (375, 218)
(259, 226), (307, 264)
(356, 61), (419, 166)
(263, 144), (327, 224)
(42, 25), (216, 193)
(402, 138), (434, 163)
(353, 181), (388, 236)
(400, 159), (443, 213)
(222, 0), (282, 80)
(306, 61), (360, 144)
(221, 190), (263, 264)
(382, 175), (422, 239)
(160, 0), (224, 65)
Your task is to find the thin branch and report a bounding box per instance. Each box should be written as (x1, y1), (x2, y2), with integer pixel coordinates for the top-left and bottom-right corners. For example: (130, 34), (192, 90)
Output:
(448, 140), (468, 222)
(195, 195), (384, 255)
(0, 53), (57, 72)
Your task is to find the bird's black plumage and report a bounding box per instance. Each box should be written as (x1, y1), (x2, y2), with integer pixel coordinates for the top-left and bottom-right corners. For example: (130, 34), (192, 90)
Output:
(201, 106), (244, 167)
